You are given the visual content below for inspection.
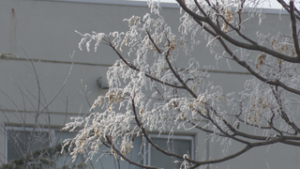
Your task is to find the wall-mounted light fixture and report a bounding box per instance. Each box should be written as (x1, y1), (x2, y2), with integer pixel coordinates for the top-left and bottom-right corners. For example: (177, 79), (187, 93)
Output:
(97, 77), (109, 89)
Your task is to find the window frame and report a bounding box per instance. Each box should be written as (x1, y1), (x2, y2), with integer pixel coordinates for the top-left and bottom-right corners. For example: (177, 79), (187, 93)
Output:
(143, 134), (194, 167)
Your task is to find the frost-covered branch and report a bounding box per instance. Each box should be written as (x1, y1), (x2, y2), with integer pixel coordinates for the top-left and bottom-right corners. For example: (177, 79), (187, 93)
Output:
(65, 0), (300, 168)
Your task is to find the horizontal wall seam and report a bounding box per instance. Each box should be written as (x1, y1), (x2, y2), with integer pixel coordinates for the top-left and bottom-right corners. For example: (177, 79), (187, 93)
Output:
(0, 109), (86, 116)
(1, 58), (251, 75)
(39, 0), (289, 14)
(1, 57), (111, 67)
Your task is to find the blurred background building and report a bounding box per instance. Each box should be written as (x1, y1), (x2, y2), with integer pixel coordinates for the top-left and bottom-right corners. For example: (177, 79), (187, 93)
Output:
(0, 0), (298, 168)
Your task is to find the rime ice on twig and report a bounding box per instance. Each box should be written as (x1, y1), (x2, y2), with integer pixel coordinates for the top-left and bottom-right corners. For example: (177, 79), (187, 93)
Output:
(65, 0), (300, 168)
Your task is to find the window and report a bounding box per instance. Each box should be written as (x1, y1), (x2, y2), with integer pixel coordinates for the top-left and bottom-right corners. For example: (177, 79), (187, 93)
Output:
(6, 127), (143, 168)
(5, 127), (80, 168)
(85, 134), (193, 169)
(6, 127), (52, 162)
(6, 127), (194, 169)
(144, 134), (194, 169)
(88, 137), (143, 169)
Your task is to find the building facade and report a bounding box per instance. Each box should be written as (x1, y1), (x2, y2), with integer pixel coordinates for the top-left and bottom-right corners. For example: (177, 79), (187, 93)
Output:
(0, 0), (298, 168)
